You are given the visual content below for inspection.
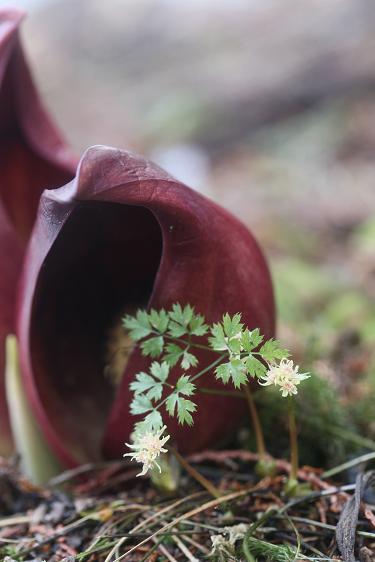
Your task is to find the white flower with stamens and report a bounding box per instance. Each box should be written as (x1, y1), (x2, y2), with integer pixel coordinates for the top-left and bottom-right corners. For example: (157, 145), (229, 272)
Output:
(259, 358), (309, 397)
(209, 524), (248, 558)
(124, 425), (170, 476)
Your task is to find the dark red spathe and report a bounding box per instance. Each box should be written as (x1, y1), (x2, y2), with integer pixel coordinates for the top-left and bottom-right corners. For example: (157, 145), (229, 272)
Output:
(0, 9), (275, 467)
(18, 146), (275, 467)
(0, 9), (76, 454)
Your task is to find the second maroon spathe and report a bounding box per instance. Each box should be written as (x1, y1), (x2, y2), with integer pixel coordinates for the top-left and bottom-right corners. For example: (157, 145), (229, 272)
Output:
(0, 8), (76, 454)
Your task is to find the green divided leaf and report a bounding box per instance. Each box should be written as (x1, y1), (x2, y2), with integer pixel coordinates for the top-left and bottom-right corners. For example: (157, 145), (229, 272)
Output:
(229, 358), (248, 388)
(150, 361), (170, 382)
(166, 388), (196, 425)
(141, 335), (164, 358)
(143, 410), (163, 431)
(130, 362), (169, 405)
(132, 410), (163, 437)
(148, 308), (169, 333)
(189, 314), (209, 336)
(227, 336), (241, 355)
(215, 359), (248, 388)
(130, 394), (153, 415)
(146, 383), (163, 402)
(245, 355), (267, 378)
(167, 304), (207, 339)
(222, 312), (243, 338)
(130, 372), (156, 395)
(209, 313), (244, 352)
(240, 328), (264, 352)
(123, 310), (152, 340)
(166, 392), (179, 417)
(215, 362), (231, 384)
(259, 339), (290, 362)
(126, 304), (292, 436)
(170, 303), (194, 326)
(181, 350), (198, 370)
(164, 343), (184, 367)
(209, 323), (227, 351)
(176, 398), (196, 425)
(168, 321), (188, 338)
(176, 375), (196, 396)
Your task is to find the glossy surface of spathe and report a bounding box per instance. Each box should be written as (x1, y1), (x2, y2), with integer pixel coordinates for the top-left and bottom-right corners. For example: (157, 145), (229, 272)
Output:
(18, 145), (275, 467)
(0, 8), (76, 454)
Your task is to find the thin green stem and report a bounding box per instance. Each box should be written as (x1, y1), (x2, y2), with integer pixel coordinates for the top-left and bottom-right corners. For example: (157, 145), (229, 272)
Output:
(288, 397), (299, 483)
(153, 355), (226, 414)
(198, 387), (244, 398)
(148, 329), (212, 351)
(190, 354), (226, 382)
(147, 329), (267, 356)
(174, 337), (210, 351)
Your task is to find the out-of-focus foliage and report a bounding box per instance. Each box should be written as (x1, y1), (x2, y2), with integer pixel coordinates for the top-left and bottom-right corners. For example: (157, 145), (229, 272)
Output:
(255, 210), (375, 468)
(252, 374), (354, 468)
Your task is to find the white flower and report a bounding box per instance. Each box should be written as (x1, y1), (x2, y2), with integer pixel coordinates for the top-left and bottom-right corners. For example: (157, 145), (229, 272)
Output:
(224, 523), (248, 544)
(124, 425), (170, 476)
(259, 358), (309, 397)
(210, 533), (228, 553)
(209, 524), (248, 558)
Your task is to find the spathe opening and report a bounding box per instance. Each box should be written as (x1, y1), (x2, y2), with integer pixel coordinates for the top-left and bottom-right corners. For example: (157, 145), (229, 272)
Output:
(30, 201), (163, 463)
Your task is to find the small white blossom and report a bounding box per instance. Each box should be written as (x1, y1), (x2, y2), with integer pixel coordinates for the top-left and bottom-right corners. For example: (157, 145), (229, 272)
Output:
(209, 524), (248, 559)
(124, 425), (170, 476)
(259, 358), (309, 397)
(210, 533), (229, 554)
(224, 523), (248, 544)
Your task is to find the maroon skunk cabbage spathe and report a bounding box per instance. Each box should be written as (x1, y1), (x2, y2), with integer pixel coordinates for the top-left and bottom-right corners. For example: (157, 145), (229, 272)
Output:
(0, 9), (76, 454)
(18, 145), (275, 468)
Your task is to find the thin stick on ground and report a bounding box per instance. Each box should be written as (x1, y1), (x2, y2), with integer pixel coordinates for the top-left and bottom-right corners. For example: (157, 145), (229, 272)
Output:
(103, 492), (205, 562)
(169, 445), (221, 498)
(115, 483), (267, 561)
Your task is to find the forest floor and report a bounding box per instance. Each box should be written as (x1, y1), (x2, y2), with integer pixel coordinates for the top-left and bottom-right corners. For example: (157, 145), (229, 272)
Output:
(4, 1), (375, 559)
(0, 168), (374, 560)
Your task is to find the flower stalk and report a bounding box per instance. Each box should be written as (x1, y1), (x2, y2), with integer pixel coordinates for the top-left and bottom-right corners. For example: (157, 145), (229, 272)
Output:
(287, 396), (299, 485)
(243, 384), (266, 458)
(257, 357), (310, 491)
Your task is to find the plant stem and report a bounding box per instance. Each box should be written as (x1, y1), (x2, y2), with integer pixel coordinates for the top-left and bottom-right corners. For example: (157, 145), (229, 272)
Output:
(174, 336), (211, 351)
(199, 387), (244, 398)
(288, 397), (299, 483)
(190, 354), (226, 382)
(169, 445), (220, 498)
(154, 355), (227, 415)
(148, 329), (212, 351)
(244, 385), (266, 458)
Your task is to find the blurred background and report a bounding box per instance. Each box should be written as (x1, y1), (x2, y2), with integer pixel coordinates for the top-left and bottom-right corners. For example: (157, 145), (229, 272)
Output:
(4, 0), (375, 463)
